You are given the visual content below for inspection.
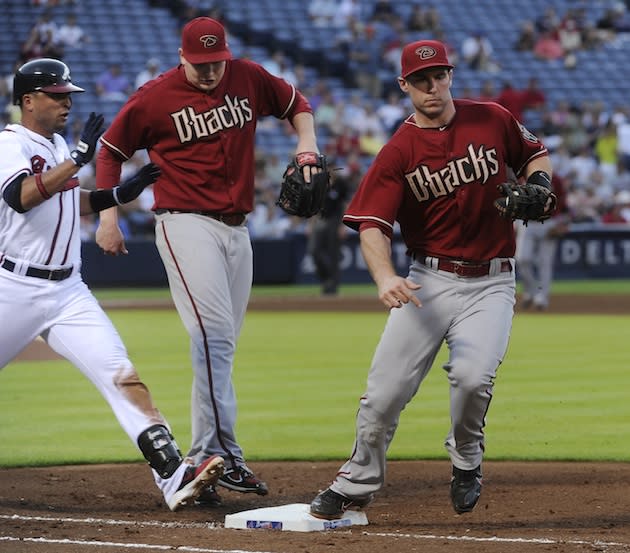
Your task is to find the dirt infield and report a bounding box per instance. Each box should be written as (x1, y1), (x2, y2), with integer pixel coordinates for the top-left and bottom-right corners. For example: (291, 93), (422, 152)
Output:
(4, 292), (630, 552)
(2, 460), (630, 552)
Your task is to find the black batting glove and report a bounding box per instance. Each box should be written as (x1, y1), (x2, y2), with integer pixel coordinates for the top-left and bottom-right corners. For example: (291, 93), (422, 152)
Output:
(113, 163), (161, 204)
(70, 112), (105, 167)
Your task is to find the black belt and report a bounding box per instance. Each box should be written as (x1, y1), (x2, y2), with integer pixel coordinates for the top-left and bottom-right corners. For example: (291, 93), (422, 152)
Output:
(155, 209), (246, 227)
(1, 258), (73, 281)
(416, 256), (512, 278)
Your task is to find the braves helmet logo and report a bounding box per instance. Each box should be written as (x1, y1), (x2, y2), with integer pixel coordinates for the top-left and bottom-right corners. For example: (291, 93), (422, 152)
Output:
(200, 34), (219, 48)
(415, 46), (437, 60)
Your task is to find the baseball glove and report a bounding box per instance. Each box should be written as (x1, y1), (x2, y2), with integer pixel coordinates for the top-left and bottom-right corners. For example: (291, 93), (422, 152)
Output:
(494, 182), (557, 224)
(276, 152), (330, 218)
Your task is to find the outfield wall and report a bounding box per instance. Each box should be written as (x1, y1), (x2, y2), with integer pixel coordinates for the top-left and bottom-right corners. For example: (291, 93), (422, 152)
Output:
(82, 225), (630, 287)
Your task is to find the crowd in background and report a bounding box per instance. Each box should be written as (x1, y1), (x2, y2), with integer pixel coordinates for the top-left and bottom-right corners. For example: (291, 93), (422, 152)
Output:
(3, 0), (630, 242)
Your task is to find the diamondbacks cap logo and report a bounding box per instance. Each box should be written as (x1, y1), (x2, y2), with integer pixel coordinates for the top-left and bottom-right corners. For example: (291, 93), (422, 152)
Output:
(200, 34), (218, 48)
(416, 46), (437, 60)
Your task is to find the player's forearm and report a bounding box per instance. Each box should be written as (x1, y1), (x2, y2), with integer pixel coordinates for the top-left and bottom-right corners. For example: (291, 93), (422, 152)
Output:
(18, 160), (82, 211)
(359, 227), (397, 287)
(291, 112), (319, 153)
(524, 155), (552, 180)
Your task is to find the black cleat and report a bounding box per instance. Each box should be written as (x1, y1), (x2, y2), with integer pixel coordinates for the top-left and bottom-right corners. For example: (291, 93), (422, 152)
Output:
(218, 466), (268, 495)
(195, 484), (222, 507)
(309, 488), (373, 520)
(450, 465), (482, 514)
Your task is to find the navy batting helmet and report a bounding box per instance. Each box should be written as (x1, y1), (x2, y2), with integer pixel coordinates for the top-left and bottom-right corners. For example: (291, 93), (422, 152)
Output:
(13, 58), (84, 105)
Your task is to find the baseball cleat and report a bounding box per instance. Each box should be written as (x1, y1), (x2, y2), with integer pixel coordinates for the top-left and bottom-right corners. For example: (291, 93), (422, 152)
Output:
(167, 455), (224, 511)
(195, 484), (223, 507)
(309, 488), (373, 520)
(218, 466), (268, 495)
(450, 465), (482, 514)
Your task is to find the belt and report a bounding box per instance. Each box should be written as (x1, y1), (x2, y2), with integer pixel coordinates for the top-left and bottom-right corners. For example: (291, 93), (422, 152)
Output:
(417, 256), (512, 278)
(1, 258), (73, 281)
(155, 209), (246, 227)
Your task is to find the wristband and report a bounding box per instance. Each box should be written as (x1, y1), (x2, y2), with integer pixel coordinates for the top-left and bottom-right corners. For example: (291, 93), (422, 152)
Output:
(526, 170), (552, 190)
(89, 187), (123, 213)
(35, 173), (52, 200)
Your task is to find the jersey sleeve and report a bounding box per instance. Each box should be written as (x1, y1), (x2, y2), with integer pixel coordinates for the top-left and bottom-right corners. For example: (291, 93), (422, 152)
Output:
(342, 145), (405, 239)
(499, 104), (548, 177)
(246, 60), (312, 120)
(0, 134), (30, 194)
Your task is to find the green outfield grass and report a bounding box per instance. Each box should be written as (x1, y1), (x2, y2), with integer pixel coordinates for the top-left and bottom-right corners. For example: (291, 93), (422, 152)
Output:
(89, 279), (630, 302)
(1, 305), (628, 467)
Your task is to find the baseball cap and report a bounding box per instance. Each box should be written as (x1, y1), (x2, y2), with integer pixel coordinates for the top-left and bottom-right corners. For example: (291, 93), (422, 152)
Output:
(400, 40), (453, 78)
(181, 17), (232, 64)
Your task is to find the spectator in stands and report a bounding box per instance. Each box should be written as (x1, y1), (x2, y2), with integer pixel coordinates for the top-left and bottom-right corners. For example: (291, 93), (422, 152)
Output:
(535, 6), (560, 35)
(95, 63), (132, 101)
(407, 3), (441, 33)
(461, 32), (499, 72)
(341, 93), (368, 133)
(514, 20), (537, 52)
(332, 125), (361, 159)
(533, 29), (564, 61)
(57, 14), (88, 50)
(359, 127), (385, 157)
(308, 0), (337, 27)
(347, 24), (384, 98)
(261, 50), (297, 85)
(314, 88), (338, 133)
(521, 77), (546, 111)
(355, 102), (387, 142)
(370, 0), (399, 25)
(20, 10), (63, 62)
(557, 12), (582, 67)
(376, 90), (406, 135)
(135, 58), (162, 90)
(495, 81), (527, 122)
(594, 120), (619, 184)
(476, 79), (496, 102)
(616, 115), (630, 170)
(262, 153), (286, 186)
(337, 0), (362, 28)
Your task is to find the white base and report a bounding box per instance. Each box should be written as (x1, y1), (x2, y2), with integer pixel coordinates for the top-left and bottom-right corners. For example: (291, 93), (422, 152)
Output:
(224, 503), (368, 532)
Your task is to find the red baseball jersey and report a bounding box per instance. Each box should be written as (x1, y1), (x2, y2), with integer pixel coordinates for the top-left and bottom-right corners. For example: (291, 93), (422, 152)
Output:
(343, 99), (549, 260)
(97, 60), (312, 213)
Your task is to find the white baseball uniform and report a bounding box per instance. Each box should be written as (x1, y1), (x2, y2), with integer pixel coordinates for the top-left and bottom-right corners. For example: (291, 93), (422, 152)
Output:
(0, 123), (186, 504)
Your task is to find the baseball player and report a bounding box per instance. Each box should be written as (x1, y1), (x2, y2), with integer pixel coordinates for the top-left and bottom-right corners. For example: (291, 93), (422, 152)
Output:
(309, 40), (554, 519)
(93, 17), (323, 506)
(0, 58), (224, 511)
(515, 174), (570, 310)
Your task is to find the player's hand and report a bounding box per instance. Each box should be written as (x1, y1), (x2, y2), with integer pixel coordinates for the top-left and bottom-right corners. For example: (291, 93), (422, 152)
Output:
(114, 163), (161, 204)
(96, 220), (128, 256)
(70, 112), (105, 167)
(377, 275), (422, 309)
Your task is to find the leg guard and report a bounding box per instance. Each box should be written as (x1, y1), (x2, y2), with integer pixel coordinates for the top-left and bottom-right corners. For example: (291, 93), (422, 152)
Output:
(137, 424), (183, 479)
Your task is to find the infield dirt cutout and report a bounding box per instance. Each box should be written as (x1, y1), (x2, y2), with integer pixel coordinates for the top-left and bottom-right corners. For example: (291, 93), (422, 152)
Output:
(4, 292), (630, 552)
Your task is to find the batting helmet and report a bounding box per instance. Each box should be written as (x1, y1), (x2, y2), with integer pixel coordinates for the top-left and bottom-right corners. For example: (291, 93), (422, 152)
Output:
(13, 58), (84, 105)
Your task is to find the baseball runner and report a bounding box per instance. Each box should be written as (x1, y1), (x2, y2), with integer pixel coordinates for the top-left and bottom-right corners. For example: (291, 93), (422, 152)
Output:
(309, 40), (555, 519)
(0, 58), (224, 511)
(94, 17), (324, 506)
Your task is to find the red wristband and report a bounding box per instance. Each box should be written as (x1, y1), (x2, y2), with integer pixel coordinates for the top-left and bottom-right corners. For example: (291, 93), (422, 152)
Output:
(35, 173), (51, 200)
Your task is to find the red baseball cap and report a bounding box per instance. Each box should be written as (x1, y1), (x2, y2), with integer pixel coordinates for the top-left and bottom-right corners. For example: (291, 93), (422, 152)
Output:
(400, 40), (453, 78)
(181, 17), (232, 64)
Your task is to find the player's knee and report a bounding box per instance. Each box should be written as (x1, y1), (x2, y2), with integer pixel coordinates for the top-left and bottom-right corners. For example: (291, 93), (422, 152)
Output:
(137, 424), (184, 479)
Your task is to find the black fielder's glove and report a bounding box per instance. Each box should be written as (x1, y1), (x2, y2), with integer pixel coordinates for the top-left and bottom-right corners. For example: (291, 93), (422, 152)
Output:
(276, 152), (330, 218)
(70, 112), (105, 167)
(494, 172), (557, 224)
(114, 163), (161, 204)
